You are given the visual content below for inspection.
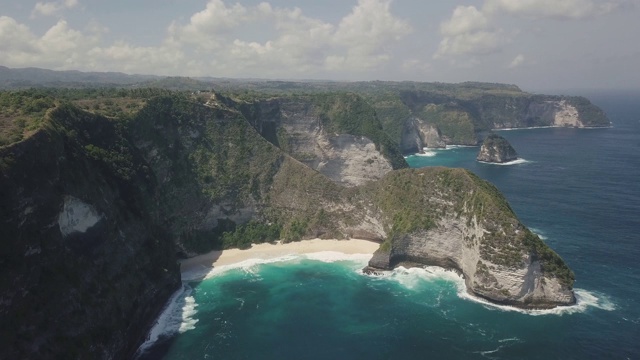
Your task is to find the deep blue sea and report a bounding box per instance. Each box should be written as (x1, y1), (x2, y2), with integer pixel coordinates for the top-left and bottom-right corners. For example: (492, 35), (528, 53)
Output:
(139, 91), (640, 359)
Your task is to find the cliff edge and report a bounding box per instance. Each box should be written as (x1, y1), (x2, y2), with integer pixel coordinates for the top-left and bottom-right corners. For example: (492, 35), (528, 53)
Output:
(363, 168), (575, 309)
(0, 90), (577, 359)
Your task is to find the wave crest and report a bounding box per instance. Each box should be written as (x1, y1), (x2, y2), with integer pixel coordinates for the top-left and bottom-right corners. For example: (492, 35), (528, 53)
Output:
(478, 158), (530, 166)
(135, 284), (199, 358)
(364, 266), (615, 316)
(204, 252), (370, 279)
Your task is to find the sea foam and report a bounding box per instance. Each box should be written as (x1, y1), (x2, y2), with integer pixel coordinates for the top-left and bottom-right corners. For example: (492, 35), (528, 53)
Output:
(135, 284), (199, 358)
(203, 252), (370, 280)
(365, 265), (615, 316)
(478, 158), (530, 166)
(528, 227), (548, 240)
(494, 126), (556, 131)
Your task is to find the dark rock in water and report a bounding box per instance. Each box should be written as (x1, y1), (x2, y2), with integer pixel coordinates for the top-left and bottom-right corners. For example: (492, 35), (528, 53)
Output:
(477, 134), (518, 163)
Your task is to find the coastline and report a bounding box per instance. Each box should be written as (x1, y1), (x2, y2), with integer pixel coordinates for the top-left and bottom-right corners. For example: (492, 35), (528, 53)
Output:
(179, 238), (380, 281)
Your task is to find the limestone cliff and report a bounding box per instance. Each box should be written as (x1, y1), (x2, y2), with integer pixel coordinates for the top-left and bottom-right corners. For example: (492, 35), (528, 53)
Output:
(363, 168), (575, 309)
(400, 118), (446, 154)
(264, 164), (576, 309)
(0, 105), (180, 359)
(477, 134), (519, 163)
(229, 93), (406, 187)
(368, 85), (610, 150)
(0, 91), (578, 359)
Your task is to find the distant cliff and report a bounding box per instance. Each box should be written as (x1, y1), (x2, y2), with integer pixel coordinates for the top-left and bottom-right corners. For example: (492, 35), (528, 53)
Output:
(477, 134), (518, 163)
(224, 92), (407, 187)
(0, 87), (578, 359)
(385, 86), (610, 150)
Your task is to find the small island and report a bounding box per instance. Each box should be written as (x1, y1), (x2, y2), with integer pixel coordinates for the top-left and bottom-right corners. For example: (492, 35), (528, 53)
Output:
(477, 134), (519, 163)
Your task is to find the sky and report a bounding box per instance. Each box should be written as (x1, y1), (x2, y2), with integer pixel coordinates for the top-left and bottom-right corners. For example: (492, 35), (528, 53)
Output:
(0, 0), (639, 91)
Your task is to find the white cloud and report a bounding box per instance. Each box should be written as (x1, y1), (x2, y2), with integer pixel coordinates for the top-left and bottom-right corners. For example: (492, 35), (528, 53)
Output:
(1, 0), (413, 77)
(402, 58), (432, 74)
(31, 0), (79, 18)
(332, 0), (412, 70)
(483, 0), (624, 19)
(440, 5), (489, 37)
(434, 0), (627, 61)
(508, 53), (525, 68)
(435, 6), (504, 59)
(0, 17), (100, 69)
(167, 0), (410, 76)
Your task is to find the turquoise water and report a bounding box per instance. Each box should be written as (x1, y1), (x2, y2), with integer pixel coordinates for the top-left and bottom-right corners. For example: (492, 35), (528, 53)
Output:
(139, 92), (640, 359)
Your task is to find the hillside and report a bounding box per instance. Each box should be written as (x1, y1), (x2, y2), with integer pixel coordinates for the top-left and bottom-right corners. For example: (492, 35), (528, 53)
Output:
(1, 88), (576, 359)
(0, 67), (611, 152)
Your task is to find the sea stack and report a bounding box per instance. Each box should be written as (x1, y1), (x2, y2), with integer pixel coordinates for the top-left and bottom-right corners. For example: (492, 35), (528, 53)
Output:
(477, 134), (518, 163)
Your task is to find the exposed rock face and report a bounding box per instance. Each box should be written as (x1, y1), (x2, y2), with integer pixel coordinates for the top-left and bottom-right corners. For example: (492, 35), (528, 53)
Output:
(367, 222), (575, 308)
(234, 96), (405, 187)
(58, 196), (103, 237)
(390, 88), (609, 148)
(525, 99), (581, 127)
(0, 93), (578, 359)
(477, 134), (518, 163)
(0, 108), (180, 359)
(420, 123), (446, 148)
(363, 168), (575, 309)
(313, 134), (393, 187)
(277, 101), (393, 186)
(480, 97), (609, 129)
(400, 118), (445, 154)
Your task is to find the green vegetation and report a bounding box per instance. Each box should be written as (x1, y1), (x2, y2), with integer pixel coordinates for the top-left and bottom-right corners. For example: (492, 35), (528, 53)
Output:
(0, 86), (576, 279)
(522, 230), (575, 286)
(312, 92), (407, 169)
(419, 103), (477, 144)
(222, 221), (281, 250)
(364, 169), (437, 236)
(566, 96), (609, 126)
(0, 90), (55, 146)
(0, 78), (584, 359)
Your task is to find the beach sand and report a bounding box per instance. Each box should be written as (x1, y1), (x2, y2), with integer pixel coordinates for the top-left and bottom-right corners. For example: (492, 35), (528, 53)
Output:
(179, 238), (380, 280)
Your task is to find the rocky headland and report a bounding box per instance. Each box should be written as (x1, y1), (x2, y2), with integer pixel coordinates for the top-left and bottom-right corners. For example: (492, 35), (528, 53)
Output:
(0, 79), (602, 359)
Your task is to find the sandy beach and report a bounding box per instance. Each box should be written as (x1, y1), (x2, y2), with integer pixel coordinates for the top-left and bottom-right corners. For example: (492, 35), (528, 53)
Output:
(179, 238), (380, 280)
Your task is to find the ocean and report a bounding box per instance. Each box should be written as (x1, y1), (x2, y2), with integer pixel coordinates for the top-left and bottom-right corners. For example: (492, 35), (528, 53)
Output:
(138, 91), (640, 359)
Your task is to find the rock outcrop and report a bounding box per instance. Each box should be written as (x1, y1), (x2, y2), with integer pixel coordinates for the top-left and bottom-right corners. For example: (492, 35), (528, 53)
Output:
(477, 134), (518, 163)
(0, 106), (180, 359)
(381, 85), (610, 149)
(0, 90), (578, 359)
(363, 168), (575, 309)
(400, 118), (445, 154)
(230, 95), (406, 187)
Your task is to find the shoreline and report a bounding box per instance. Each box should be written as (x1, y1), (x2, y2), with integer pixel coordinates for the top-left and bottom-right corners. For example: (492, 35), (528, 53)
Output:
(179, 238), (380, 281)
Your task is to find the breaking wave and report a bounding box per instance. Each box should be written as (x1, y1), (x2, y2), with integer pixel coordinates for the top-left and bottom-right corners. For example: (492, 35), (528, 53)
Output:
(135, 284), (199, 358)
(204, 252), (370, 280)
(478, 158), (530, 166)
(365, 265), (615, 316)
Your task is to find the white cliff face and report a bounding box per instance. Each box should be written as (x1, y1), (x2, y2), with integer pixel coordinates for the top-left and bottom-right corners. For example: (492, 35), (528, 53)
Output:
(58, 196), (102, 237)
(279, 102), (394, 187)
(418, 123), (446, 148)
(314, 134), (393, 187)
(525, 99), (582, 128)
(400, 119), (445, 153)
(372, 212), (575, 309)
(553, 100), (581, 127)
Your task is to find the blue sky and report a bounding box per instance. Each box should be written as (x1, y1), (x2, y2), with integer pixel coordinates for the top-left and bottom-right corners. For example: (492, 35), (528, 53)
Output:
(0, 0), (639, 91)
